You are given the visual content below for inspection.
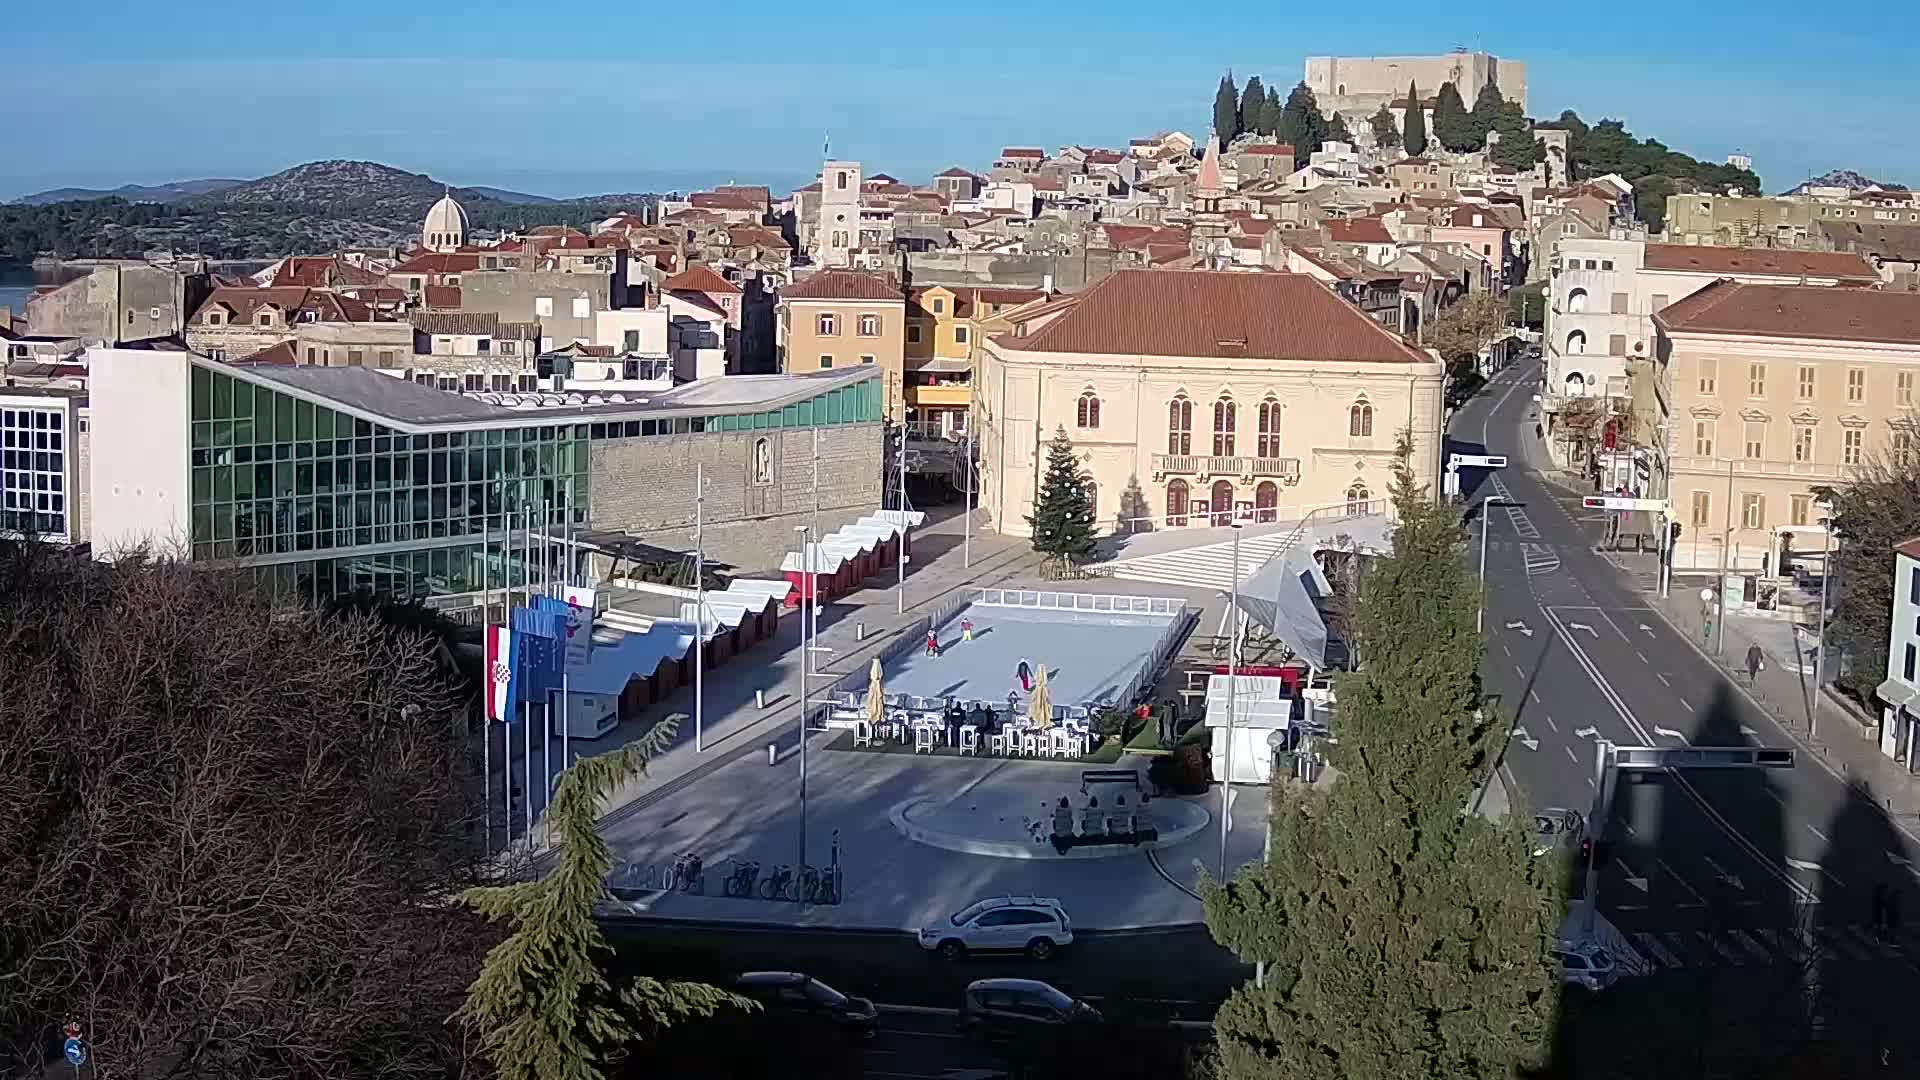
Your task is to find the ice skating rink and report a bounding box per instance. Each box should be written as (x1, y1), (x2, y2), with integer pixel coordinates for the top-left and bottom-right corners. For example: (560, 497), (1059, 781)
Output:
(881, 602), (1179, 710)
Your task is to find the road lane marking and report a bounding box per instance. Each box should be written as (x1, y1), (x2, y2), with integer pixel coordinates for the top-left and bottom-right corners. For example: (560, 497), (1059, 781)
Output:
(1636, 651), (1649, 664)
(1765, 787), (1788, 806)
(1515, 665), (1524, 678)
(1807, 824), (1829, 843)
(1680, 698), (1694, 712)
(1657, 857), (1707, 904)
(1634, 932), (1682, 969)
(1730, 929), (1773, 962)
(1502, 643), (1511, 657)
(1703, 856), (1745, 891)
(1545, 715), (1559, 732)
(1564, 745), (1577, 762)
(1656, 673), (1670, 686)
(1529, 690), (1541, 704)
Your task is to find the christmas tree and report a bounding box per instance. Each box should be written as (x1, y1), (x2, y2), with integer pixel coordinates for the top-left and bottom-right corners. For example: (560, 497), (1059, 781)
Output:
(1026, 426), (1098, 559)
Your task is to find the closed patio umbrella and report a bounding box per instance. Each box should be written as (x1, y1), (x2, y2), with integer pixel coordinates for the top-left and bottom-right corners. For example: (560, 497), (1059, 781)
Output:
(1030, 664), (1052, 730)
(866, 658), (886, 731)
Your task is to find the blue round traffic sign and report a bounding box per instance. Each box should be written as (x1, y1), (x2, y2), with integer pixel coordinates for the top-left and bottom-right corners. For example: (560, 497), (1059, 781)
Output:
(63, 1037), (86, 1066)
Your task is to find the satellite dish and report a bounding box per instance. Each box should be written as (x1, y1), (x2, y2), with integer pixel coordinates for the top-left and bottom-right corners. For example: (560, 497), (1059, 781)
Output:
(607, 393), (628, 403)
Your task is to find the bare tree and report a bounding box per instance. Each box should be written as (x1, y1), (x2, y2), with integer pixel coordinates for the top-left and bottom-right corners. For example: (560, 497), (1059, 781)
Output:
(0, 543), (493, 1080)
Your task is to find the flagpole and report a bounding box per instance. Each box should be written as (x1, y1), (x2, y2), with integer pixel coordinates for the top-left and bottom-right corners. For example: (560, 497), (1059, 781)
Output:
(695, 461), (705, 753)
(542, 499), (554, 836)
(521, 504), (533, 846)
(481, 514), (492, 856)
(561, 494), (573, 773)
(500, 499), (512, 845)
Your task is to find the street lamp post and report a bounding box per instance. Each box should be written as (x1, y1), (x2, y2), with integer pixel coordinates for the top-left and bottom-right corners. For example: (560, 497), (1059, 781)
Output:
(1219, 523), (1242, 881)
(1812, 514), (1833, 740)
(794, 524), (812, 895)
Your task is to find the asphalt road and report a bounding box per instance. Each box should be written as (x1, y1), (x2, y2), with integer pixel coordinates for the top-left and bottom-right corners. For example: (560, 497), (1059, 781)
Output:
(1452, 360), (1920, 976)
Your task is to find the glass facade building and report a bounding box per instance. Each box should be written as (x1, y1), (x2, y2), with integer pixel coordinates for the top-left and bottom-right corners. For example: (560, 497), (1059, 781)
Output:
(1, 401), (73, 540)
(184, 361), (882, 604)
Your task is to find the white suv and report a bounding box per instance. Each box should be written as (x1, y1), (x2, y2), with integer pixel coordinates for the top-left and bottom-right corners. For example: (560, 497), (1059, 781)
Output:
(919, 896), (1073, 961)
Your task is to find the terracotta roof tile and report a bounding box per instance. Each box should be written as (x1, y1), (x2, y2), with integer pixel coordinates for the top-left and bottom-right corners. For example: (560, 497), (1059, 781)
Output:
(422, 285), (462, 309)
(1641, 244), (1878, 281)
(998, 148), (1046, 159)
(269, 255), (386, 289)
(232, 340), (299, 366)
(190, 286), (374, 326)
(1655, 281), (1920, 344)
(389, 251), (482, 275)
(691, 191), (762, 211)
(781, 269), (902, 302)
(663, 264), (742, 295)
(1327, 218), (1394, 245)
(1239, 144), (1296, 156)
(1895, 535), (1920, 560)
(999, 269), (1429, 363)
(936, 167), (980, 179)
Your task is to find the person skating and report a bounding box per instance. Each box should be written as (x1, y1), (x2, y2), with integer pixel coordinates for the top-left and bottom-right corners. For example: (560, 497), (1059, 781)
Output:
(961, 616), (974, 642)
(925, 627), (939, 657)
(1016, 658), (1034, 692)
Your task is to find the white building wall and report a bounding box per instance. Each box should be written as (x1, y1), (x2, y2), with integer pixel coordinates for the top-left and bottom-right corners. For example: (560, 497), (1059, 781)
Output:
(594, 308), (670, 354)
(86, 346), (192, 558)
(1883, 551), (1920, 761)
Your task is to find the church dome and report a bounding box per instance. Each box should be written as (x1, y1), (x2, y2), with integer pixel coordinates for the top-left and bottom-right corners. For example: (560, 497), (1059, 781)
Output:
(422, 193), (469, 252)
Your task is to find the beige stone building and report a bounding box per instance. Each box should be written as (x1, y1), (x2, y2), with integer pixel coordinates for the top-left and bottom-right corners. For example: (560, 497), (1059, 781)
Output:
(1657, 282), (1920, 573)
(776, 269), (908, 419)
(976, 269), (1445, 537)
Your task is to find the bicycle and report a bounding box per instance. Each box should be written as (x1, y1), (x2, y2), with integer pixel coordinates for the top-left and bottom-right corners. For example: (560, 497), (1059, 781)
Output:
(805, 866), (842, 905)
(723, 859), (760, 898)
(759, 864), (794, 901)
(673, 851), (705, 893)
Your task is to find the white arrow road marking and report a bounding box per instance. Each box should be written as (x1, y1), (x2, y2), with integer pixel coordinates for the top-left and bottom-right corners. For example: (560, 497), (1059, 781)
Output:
(1639, 623), (1656, 636)
(1574, 726), (1598, 739)
(1567, 621), (1599, 637)
(1618, 860), (1649, 893)
(1509, 726), (1539, 751)
(1787, 858), (1822, 872)
(1704, 856), (1746, 891)
(1655, 726), (1689, 742)
(1740, 725), (1759, 737)
(1506, 620), (1534, 638)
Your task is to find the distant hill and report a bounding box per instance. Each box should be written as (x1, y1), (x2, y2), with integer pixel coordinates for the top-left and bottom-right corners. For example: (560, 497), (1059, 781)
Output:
(1779, 169), (1910, 196)
(10, 179), (245, 206)
(462, 185), (557, 204)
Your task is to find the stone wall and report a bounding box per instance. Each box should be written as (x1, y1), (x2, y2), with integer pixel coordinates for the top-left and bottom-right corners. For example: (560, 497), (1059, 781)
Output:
(903, 248), (1119, 291)
(27, 264), (206, 345)
(588, 422), (884, 574)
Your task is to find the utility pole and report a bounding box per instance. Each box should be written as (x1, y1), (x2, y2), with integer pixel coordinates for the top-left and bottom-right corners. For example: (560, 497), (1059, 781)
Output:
(963, 409), (974, 569)
(1219, 523), (1242, 880)
(795, 525), (813, 897)
(1717, 458), (1734, 657)
(694, 462), (705, 752)
(1813, 511), (1833, 740)
(897, 420), (908, 613)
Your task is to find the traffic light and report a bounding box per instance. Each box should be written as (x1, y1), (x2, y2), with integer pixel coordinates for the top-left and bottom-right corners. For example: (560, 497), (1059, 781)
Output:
(1669, 521), (1682, 542)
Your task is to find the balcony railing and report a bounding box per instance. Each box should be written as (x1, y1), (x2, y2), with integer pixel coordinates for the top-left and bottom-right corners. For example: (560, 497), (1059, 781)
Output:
(1669, 455), (1848, 480)
(1151, 453), (1301, 483)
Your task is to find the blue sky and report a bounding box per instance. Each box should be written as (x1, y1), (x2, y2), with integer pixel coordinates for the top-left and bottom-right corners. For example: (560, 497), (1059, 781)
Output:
(3, 1), (1913, 199)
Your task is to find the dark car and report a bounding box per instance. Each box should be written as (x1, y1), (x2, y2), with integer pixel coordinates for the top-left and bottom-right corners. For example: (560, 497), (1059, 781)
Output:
(733, 971), (879, 1040)
(958, 978), (1102, 1045)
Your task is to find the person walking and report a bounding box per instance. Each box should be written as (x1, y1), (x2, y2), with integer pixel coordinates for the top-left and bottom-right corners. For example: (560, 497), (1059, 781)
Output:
(925, 627), (939, 658)
(961, 616), (974, 642)
(1745, 643), (1765, 685)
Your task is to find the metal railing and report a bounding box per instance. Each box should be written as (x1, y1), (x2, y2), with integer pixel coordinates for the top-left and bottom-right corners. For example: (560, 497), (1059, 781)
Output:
(969, 589), (1186, 616)
(1151, 452), (1301, 481)
(1669, 455), (1848, 480)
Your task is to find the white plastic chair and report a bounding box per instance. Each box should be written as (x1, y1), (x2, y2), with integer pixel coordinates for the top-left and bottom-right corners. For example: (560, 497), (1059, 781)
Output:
(988, 730), (1010, 755)
(959, 724), (979, 755)
(914, 724), (936, 754)
(853, 719), (874, 748)
(1021, 730), (1041, 756)
(1048, 728), (1071, 759)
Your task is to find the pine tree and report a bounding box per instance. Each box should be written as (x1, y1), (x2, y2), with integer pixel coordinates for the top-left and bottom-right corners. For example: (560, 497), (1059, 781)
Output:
(1026, 426), (1097, 560)
(1275, 82), (1329, 157)
(1214, 74), (1241, 147)
(1489, 101), (1546, 171)
(1432, 81), (1474, 152)
(1259, 86), (1283, 137)
(1402, 81), (1429, 157)
(1466, 80), (1507, 150)
(1326, 112), (1352, 147)
(457, 718), (750, 1080)
(1202, 443), (1559, 1080)
(1238, 75), (1265, 143)
(1368, 104), (1400, 149)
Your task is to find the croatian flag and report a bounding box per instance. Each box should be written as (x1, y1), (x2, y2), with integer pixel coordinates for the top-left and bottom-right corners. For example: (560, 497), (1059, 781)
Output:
(485, 624), (517, 722)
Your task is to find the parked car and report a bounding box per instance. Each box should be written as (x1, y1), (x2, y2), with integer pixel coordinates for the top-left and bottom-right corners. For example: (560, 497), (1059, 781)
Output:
(1532, 808), (1586, 858)
(919, 895), (1073, 960)
(732, 971), (879, 1039)
(1554, 941), (1619, 992)
(958, 978), (1103, 1045)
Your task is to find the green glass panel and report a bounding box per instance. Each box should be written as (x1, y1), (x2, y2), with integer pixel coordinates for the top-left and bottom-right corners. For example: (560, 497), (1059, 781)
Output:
(211, 503), (234, 540)
(570, 439), (587, 471)
(191, 505), (211, 544)
(314, 407), (335, 440)
(294, 399), (314, 440)
(782, 403), (798, 427)
(191, 365), (212, 421)
(191, 422), (211, 449)
(211, 372), (233, 418)
(275, 394), (295, 441)
(192, 468), (210, 502)
(231, 413), (254, 447)
(233, 465), (254, 500)
(232, 379), (253, 422)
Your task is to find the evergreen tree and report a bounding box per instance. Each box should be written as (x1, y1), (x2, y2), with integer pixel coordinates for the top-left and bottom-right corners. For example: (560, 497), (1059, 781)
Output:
(1489, 101), (1546, 171)
(1326, 113), (1352, 147)
(1368, 104), (1400, 150)
(1238, 75), (1265, 142)
(1213, 74), (1241, 147)
(1402, 81), (1429, 157)
(1275, 81), (1330, 157)
(1432, 81), (1474, 152)
(1202, 443), (1559, 1080)
(1259, 86), (1283, 137)
(1466, 80), (1507, 149)
(1026, 426), (1098, 560)
(458, 718), (749, 1080)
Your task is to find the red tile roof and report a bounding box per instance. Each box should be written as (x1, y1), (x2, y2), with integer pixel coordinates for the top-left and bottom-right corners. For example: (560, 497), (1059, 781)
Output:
(726, 225), (791, 250)
(389, 251), (482, 275)
(998, 148), (1045, 159)
(1641, 244), (1878, 281)
(1327, 217), (1393, 245)
(1895, 536), (1920, 560)
(691, 190), (762, 212)
(1655, 281), (1920, 344)
(232, 340), (299, 366)
(713, 184), (771, 203)
(781, 269), (902, 302)
(269, 255), (386, 289)
(191, 286), (374, 326)
(422, 285), (461, 309)
(936, 167), (980, 180)
(1239, 144), (1296, 157)
(664, 264), (742, 295)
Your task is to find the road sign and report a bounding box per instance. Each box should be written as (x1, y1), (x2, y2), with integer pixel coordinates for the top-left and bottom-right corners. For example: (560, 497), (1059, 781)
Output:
(1581, 496), (1666, 512)
(1610, 745), (1793, 771)
(64, 1038), (86, 1067)
(1450, 454), (1508, 469)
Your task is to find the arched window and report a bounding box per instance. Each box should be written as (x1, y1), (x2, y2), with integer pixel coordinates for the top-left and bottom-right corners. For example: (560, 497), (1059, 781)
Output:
(1167, 479), (1189, 527)
(1257, 397), (1282, 458)
(1566, 329), (1587, 354)
(1566, 287), (1588, 313)
(1084, 479), (1099, 524)
(1346, 483), (1372, 516)
(1076, 390), (1101, 430)
(1255, 481), (1279, 523)
(1211, 480), (1236, 526)
(1167, 396), (1192, 455)
(1564, 372), (1587, 397)
(1349, 399), (1374, 438)
(1213, 396), (1237, 456)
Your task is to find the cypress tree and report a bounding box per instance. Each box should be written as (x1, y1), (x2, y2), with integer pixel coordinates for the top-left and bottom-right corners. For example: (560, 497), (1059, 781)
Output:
(457, 718), (749, 1080)
(1467, 80), (1507, 150)
(1402, 81), (1429, 157)
(1202, 442), (1560, 1080)
(1368, 104), (1400, 149)
(1238, 75), (1265, 142)
(1275, 82), (1329, 157)
(1432, 81), (1474, 152)
(1026, 426), (1098, 560)
(1259, 86), (1283, 137)
(1214, 74), (1241, 147)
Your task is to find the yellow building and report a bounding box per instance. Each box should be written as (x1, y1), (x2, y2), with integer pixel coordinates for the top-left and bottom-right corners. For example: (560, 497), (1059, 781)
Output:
(1658, 281), (1920, 573)
(777, 269), (907, 419)
(903, 285), (1051, 436)
(976, 269), (1445, 536)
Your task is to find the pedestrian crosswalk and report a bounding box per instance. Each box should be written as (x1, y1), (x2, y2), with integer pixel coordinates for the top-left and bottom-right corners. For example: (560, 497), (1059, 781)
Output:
(1623, 923), (1913, 976)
